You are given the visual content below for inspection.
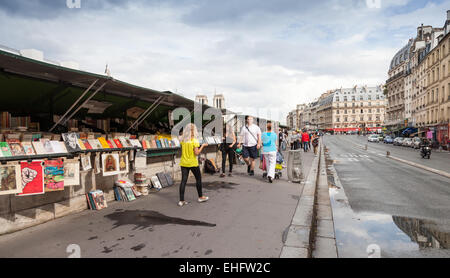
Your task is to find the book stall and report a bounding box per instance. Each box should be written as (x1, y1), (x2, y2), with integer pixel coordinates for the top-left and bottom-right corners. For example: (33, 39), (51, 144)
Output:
(0, 49), (223, 234)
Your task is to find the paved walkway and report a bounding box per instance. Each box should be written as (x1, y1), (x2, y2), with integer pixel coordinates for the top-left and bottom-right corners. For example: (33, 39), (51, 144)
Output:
(0, 151), (315, 258)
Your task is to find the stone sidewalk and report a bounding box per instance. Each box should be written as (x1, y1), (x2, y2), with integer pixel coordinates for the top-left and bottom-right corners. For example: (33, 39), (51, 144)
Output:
(0, 150), (316, 258)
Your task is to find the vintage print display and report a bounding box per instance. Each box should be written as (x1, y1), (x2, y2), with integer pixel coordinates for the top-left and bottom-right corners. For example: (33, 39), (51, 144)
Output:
(0, 164), (22, 195)
(102, 153), (120, 176)
(62, 133), (81, 152)
(64, 160), (80, 186)
(44, 159), (65, 192)
(18, 161), (44, 196)
(8, 140), (26, 156)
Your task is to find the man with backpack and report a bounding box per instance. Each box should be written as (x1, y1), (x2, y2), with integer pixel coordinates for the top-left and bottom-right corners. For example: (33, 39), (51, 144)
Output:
(238, 116), (262, 176)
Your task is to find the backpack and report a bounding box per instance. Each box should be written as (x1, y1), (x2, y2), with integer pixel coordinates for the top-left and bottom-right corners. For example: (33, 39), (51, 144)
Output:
(204, 159), (218, 174)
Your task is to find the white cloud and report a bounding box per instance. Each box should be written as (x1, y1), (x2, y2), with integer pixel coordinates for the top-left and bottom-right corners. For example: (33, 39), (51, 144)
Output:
(0, 0), (449, 123)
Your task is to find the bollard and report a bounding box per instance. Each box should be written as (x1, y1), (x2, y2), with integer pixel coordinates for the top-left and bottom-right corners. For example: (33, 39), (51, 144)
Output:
(386, 151), (390, 157)
(287, 150), (303, 183)
(365, 144), (368, 150)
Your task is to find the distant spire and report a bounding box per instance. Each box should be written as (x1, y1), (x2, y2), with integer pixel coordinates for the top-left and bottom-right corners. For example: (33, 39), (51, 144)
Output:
(105, 64), (111, 77)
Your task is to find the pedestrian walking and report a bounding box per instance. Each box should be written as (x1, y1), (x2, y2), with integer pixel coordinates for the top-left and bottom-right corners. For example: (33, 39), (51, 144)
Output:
(178, 123), (209, 207)
(312, 134), (319, 155)
(261, 122), (278, 183)
(220, 123), (236, 178)
(302, 130), (310, 152)
(238, 116), (262, 176)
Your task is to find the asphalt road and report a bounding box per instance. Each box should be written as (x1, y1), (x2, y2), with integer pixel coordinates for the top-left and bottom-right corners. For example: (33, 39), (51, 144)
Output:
(323, 135), (450, 258)
(0, 151), (314, 258)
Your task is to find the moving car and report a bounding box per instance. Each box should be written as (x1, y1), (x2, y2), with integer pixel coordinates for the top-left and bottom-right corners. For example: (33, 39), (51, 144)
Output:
(368, 134), (379, 143)
(393, 137), (404, 146)
(412, 137), (422, 149)
(383, 136), (394, 144)
(402, 138), (413, 147)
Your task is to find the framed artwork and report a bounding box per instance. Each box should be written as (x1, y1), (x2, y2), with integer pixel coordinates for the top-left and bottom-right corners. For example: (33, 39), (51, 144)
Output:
(44, 159), (65, 192)
(18, 161), (44, 196)
(81, 154), (92, 171)
(91, 190), (108, 210)
(64, 159), (80, 186)
(102, 153), (120, 177)
(0, 164), (22, 195)
(118, 152), (129, 173)
(150, 176), (162, 190)
(62, 133), (81, 152)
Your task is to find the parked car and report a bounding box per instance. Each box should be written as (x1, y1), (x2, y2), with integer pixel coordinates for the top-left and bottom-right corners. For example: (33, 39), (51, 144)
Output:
(378, 134), (384, 141)
(368, 134), (379, 143)
(384, 136), (394, 144)
(412, 137), (422, 149)
(393, 137), (404, 146)
(402, 138), (413, 147)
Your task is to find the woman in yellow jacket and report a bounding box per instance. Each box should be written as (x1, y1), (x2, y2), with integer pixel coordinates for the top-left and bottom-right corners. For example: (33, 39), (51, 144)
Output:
(178, 123), (209, 207)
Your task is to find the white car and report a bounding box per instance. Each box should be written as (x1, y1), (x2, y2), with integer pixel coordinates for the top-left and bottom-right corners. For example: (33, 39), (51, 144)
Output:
(368, 134), (379, 142)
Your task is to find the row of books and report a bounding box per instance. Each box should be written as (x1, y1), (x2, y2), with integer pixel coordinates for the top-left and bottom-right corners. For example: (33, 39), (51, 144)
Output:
(86, 190), (108, 210)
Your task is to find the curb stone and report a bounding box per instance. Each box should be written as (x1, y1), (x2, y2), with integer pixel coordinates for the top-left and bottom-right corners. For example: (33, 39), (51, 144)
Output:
(280, 141), (322, 258)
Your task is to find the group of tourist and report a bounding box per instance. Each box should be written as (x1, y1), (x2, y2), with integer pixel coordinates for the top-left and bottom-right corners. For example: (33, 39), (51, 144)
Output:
(176, 116), (280, 207)
(289, 130), (320, 154)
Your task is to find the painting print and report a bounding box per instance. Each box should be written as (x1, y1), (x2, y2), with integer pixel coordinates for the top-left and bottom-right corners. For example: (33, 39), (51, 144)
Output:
(18, 161), (44, 196)
(81, 154), (92, 171)
(0, 164), (22, 195)
(102, 153), (119, 177)
(64, 160), (80, 186)
(62, 133), (81, 152)
(118, 152), (129, 173)
(44, 159), (65, 192)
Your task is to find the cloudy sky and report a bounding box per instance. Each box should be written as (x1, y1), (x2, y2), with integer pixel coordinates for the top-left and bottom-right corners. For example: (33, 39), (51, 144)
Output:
(0, 0), (449, 123)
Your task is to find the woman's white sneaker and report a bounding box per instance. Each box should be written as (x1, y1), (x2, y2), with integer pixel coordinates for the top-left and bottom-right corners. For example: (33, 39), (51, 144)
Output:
(198, 196), (209, 203)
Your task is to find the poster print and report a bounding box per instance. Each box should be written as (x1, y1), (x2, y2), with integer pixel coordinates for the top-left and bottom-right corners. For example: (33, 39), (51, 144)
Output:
(94, 153), (101, 174)
(81, 154), (92, 171)
(62, 133), (81, 152)
(64, 159), (80, 186)
(0, 164), (22, 195)
(18, 161), (44, 196)
(44, 159), (65, 192)
(118, 152), (129, 174)
(102, 153), (119, 177)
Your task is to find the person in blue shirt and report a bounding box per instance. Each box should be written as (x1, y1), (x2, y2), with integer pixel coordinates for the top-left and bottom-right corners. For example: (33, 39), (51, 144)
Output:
(261, 122), (278, 183)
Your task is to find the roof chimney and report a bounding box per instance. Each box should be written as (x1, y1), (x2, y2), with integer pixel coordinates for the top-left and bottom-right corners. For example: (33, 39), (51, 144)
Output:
(447, 10), (450, 20)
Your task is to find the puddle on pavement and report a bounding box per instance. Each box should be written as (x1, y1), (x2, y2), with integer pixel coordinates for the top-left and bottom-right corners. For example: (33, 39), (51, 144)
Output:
(325, 146), (450, 258)
(104, 210), (216, 230)
(329, 186), (450, 258)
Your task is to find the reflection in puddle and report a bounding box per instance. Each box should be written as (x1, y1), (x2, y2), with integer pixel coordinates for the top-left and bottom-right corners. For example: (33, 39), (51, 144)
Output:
(330, 186), (450, 258)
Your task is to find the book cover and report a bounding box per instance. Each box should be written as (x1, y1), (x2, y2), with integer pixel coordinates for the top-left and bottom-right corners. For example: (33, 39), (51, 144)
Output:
(62, 133), (81, 152)
(43, 159), (65, 192)
(113, 139), (123, 148)
(18, 161), (45, 196)
(21, 142), (36, 156)
(83, 139), (93, 150)
(156, 140), (162, 149)
(107, 140), (115, 149)
(32, 141), (46, 155)
(0, 142), (13, 157)
(77, 139), (86, 150)
(150, 140), (157, 149)
(98, 137), (110, 149)
(8, 140), (26, 156)
(41, 139), (54, 154)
